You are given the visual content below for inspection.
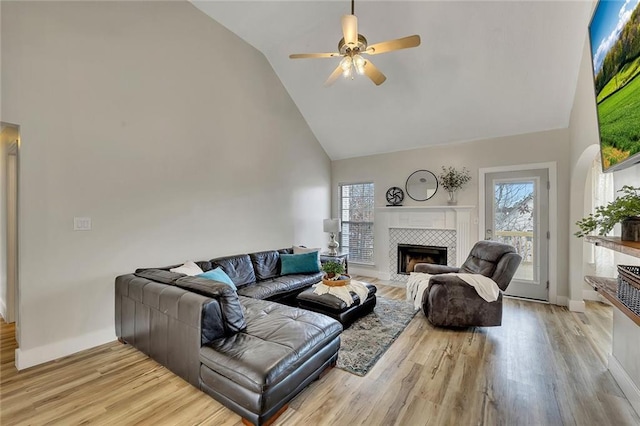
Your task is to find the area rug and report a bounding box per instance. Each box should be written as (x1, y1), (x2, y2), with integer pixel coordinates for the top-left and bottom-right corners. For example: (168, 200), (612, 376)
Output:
(336, 297), (418, 376)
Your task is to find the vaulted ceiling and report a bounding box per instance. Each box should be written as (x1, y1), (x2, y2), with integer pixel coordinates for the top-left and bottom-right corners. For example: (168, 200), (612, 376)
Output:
(192, 1), (594, 160)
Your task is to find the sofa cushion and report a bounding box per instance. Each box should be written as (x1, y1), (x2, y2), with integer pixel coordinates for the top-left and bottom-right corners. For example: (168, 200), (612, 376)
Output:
(134, 269), (185, 285)
(199, 297), (342, 394)
(212, 254), (257, 288)
(236, 272), (323, 300)
(459, 240), (516, 278)
(174, 276), (246, 338)
(198, 267), (237, 290)
(280, 252), (321, 275)
(249, 250), (280, 281)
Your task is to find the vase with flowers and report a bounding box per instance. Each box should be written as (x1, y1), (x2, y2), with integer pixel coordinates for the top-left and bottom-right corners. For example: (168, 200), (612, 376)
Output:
(438, 166), (471, 205)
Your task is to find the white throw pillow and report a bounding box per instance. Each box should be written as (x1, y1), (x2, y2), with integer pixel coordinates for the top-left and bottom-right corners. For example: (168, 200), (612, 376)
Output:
(170, 261), (204, 276)
(293, 246), (321, 268)
(293, 245), (321, 255)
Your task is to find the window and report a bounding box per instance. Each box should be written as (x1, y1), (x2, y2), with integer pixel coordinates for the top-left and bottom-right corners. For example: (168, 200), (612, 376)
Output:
(340, 183), (374, 264)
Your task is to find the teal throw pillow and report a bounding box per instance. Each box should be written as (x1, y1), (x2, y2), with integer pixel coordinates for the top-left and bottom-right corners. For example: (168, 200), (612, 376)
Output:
(198, 267), (237, 290)
(280, 251), (321, 275)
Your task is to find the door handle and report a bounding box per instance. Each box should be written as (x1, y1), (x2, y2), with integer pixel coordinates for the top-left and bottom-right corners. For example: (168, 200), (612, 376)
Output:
(485, 229), (493, 240)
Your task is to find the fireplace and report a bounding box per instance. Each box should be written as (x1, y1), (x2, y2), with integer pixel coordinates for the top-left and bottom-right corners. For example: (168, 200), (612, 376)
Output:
(397, 244), (447, 274)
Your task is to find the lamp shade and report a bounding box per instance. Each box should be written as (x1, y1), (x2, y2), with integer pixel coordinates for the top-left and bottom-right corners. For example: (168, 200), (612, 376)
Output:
(323, 218), (340, 233)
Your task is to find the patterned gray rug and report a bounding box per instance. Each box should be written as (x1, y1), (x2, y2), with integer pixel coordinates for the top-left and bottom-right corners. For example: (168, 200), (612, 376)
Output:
(336, 297), (419, 376)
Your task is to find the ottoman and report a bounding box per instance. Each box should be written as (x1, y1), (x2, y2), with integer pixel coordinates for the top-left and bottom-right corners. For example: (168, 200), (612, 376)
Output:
(296, 283), (377, 328)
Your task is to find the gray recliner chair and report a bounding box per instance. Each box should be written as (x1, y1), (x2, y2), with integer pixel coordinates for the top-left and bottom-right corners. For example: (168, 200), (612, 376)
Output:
(414, 240), (522, 327)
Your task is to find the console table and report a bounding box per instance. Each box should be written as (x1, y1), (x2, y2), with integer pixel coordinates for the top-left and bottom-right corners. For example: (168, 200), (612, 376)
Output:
(584, 236), (640, 415)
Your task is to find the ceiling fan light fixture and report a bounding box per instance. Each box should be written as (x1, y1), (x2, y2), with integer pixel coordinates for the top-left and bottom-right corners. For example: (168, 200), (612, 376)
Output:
(353, 54), (365, 75)
(340, 56), (353, 78)
(288, 0), (421, 86)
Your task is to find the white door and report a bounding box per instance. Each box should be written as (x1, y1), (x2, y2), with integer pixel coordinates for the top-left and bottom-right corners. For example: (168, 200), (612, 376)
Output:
(485, 169), (549, 301)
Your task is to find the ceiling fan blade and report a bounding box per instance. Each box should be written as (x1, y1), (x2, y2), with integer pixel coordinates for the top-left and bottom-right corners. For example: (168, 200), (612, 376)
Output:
(341, 14), (358, 47)
(363, 60), (386, 86)
(365, 35), (421, 55)
(289, 52), (342, 59)
(324, 65), (344, 87)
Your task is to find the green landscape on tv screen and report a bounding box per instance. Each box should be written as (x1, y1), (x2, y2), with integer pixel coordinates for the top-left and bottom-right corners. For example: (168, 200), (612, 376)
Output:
(590, 0), (640, 171)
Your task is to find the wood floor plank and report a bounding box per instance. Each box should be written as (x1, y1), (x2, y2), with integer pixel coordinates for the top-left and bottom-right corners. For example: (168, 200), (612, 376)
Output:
(1, 276), (639, 425)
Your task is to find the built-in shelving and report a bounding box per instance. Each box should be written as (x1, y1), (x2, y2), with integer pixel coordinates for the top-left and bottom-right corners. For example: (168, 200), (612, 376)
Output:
(584, 236), (640, 257)
(584, 236), (640, 326)
(584, 275), (640, 326)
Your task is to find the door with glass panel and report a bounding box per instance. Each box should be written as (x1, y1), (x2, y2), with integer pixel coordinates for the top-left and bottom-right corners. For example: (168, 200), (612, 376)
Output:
(485, 169), (549, 301)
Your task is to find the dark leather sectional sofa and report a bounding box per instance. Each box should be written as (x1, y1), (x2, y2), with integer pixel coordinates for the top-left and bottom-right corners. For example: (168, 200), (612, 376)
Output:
(115, 248), (342, 425)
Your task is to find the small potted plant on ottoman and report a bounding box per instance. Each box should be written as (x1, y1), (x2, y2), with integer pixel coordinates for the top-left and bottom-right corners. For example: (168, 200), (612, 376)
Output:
(322, 261), (350, 287)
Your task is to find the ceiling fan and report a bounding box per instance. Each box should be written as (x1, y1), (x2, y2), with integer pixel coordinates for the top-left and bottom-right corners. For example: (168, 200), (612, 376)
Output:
(289, 0), (421, 86)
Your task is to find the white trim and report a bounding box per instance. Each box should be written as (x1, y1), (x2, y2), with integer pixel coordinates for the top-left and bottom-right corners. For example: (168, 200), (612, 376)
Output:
(0, 299), (6, 321)
(388, 226), (456, 231)
(568, 299), (586, 312)
(349, 265), (383, 279)
(376, 205), (475, 211)
(583, 289), (602, 302)
(503, 295), (550, 304)
(609, 354), (640, 417)
(556, 296), (569, 307)
(15, 327), (115, 370)
(479, 162), (558, 305)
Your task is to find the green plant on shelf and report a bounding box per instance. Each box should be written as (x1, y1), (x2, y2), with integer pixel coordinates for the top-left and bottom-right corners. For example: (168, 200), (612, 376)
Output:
(575, 185), (640, 238)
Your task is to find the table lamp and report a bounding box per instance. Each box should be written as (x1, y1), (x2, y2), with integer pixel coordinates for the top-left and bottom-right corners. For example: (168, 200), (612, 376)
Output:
(323, 218), (341, 256)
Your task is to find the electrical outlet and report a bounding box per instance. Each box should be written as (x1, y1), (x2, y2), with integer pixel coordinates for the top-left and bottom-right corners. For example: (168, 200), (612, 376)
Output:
(73, 217), (92, 231)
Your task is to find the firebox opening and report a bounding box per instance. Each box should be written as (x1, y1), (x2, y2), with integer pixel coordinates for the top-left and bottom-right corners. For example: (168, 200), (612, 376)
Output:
(397, 244), (447, 274)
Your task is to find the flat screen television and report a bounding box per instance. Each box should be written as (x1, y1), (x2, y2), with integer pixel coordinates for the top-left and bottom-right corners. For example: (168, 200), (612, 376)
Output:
(588, 0), (640, 172)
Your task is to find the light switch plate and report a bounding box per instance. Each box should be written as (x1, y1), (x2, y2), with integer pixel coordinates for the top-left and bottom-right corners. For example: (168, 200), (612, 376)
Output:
(73, 217), (92, 231)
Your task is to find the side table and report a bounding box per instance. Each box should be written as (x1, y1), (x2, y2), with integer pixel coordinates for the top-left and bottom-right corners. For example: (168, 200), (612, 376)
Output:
(320, 252), (349, 274)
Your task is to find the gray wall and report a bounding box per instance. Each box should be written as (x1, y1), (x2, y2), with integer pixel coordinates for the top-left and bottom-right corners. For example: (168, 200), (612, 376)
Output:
(332, 128), (571, 298)
(1, 1), (331, 367)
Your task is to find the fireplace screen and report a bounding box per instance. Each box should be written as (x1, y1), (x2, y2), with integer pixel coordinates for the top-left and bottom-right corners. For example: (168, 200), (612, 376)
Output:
(397, 244), (447, 274)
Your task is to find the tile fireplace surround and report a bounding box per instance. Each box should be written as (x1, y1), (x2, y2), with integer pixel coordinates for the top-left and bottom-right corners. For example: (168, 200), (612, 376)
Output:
(375, 206), (474, 281)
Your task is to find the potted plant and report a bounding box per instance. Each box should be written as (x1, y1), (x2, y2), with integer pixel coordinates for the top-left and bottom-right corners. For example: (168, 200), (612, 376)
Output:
(438, 166), (471, 205)
(575, 185), (640, 242)
(321, 261), (350, 287)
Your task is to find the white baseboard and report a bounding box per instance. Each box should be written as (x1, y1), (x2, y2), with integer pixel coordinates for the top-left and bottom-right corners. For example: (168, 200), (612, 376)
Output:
(15, 326), (116, 370)
(568, 299), (586, 312)
(609, 354), (640, 417)
(583, 289), (603, 302)
(555, 296), (569, 307)
(349, 265), (382, 279)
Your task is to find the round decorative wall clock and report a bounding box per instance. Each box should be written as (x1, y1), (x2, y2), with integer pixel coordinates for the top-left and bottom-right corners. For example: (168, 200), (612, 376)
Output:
(386, 187), (404, 206)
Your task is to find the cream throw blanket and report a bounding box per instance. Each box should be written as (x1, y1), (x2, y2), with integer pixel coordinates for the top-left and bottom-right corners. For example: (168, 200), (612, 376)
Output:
(406, 272), (501, 310)
(314, 279), (370, 307)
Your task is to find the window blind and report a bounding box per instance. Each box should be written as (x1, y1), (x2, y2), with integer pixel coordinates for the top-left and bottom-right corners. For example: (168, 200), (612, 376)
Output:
(339, 183), (374, 264)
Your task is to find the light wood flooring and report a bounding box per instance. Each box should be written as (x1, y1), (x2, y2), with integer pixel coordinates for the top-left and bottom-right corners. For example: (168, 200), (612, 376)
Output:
(1, 278), (639, 425)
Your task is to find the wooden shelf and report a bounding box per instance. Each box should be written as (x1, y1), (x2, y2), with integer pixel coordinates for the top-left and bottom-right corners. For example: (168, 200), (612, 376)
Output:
(584, 236), (640, 258)
(584, 274), (640, 326)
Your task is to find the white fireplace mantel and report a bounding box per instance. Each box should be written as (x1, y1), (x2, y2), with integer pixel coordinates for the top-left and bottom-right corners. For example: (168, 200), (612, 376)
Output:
(375, 205), (474, 280)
